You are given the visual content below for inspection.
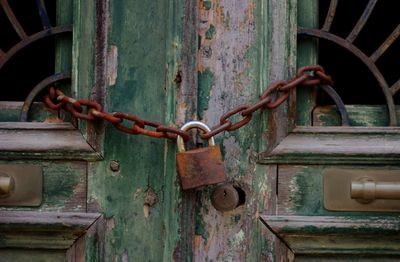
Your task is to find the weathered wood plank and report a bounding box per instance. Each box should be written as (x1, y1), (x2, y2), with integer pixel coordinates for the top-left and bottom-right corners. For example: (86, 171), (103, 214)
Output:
(0, 122), (74, 130)
(0, 123), (101, 160)
(0, 211), (101, 249)
(0, 211), (99, 226)
(276, 165), (400, 215)
(0, 161), (87, 212)
(67, 235), (86, 262)
(294, 255), (400, 261)
(313, 105), (400, 127)
(190, 0), (290, 260)
(260, 127), (400, 164)
(0, 249), (67, 262)
(260, 215), (400, 255)
(86, 0), (182, 260)
(0, 102), (60, 122)
(296, 0), (318, 126)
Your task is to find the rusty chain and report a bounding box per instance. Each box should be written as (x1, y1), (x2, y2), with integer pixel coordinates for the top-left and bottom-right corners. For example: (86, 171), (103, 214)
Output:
(43, 65), (332, 141)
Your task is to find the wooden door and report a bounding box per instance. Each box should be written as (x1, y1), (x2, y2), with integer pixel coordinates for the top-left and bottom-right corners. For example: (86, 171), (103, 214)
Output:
(260, 0), (400, 261)
(0, 0), (104, 261)
(2, 0), (399, 261)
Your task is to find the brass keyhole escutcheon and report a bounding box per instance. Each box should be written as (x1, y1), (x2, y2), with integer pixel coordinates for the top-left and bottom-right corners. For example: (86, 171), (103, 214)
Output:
(0, 173), (15, 198)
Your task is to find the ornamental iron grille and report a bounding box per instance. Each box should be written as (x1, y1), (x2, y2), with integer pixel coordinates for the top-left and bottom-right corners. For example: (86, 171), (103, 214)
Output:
(298, 0), (400, 126)
(0, 0), (71, 121)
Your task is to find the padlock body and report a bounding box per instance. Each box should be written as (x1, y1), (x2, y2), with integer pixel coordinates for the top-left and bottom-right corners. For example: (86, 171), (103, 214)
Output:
(176, 145), (226, 190)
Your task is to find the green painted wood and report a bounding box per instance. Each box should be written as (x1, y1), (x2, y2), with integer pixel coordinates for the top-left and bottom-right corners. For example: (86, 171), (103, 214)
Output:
(296, 0), (318, 126)
(85, 0), (183, 261)
(313, 105), (400, 127)
(72, 0), (104, 152)
(261, 127), (400, 165)
(163, 0), (186, 260)
(0, 102), (56, 122)
(0, 123), (100, 160)
(52, 0), (73, 125)
(55, 0), (73, 79)
(274, 165), (400, 216)
(0, 249), (67, 262)
(294, 256), (400, 262)
(0, 161), (87, 212)
(260, 215), (400, 255)
(0, 211), (100, 249)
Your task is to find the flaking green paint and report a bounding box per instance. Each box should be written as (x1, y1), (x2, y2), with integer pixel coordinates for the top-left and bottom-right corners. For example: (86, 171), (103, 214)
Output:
(197, 68), (214, 119)
(84, 0), (184, 260)
(289, 168), (324, 215)
(205, 24), (216, 40)
(195, 191), (209, 242)
(202, 0), (212, 10)
(296, 0), (318, 126)
(231, 214), (241, 224)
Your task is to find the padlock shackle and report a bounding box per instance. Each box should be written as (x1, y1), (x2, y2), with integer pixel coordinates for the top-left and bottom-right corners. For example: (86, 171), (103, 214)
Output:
(176, 121), (215, 152)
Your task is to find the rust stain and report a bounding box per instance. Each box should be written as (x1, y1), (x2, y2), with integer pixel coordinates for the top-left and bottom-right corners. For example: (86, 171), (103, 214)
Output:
(244, 2), (255, 23)
(194, 235), (203, 250)
(43, 115), (64, 123)
(143, 204), (150, 218)
(198, 62), (205, 73)
(176, 145), (226, 190)
(216, 5), (224, 22)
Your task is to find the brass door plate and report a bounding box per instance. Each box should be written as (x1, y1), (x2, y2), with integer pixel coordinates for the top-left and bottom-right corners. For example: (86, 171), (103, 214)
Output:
(0, 164), (42, 206)
(324, 168), (400, 212)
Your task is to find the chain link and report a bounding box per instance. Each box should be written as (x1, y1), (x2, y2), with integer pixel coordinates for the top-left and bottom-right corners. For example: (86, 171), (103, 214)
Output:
(43, 65), (331, 141)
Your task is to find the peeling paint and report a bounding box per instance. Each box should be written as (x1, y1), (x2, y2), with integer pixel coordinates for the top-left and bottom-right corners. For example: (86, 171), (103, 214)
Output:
(132, 187), (142, 201)
(202, 0), (212, 10)
(122, 251), (128, 262)
(205, 24), (216, 40)
(107, 45), (118, 86)
(194, 0), (264, 260)
(222, 136), (241, 177)
(197, 68), (214, 119)
(143, 203), (151, 218)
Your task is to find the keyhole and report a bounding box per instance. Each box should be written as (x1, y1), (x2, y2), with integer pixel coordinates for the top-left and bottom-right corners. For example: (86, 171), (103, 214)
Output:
(211, 184), (246, 212)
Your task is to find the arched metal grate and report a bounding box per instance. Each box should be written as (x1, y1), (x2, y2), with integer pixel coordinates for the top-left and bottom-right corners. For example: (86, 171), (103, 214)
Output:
(0, 0), (72, 121)
(298, 0), (400, 126)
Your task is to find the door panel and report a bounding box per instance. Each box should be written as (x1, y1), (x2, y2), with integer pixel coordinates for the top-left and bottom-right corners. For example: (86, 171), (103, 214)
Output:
(0, 0), (104, 260)
(0, 249), (67, 262)
(261, 0), (400, 260)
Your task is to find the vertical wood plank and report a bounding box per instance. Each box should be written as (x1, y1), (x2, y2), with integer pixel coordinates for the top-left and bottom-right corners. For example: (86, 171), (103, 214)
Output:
(85, 0), (183, 260)
(296, 0), (318, 126)
(267, 0), (297, 151)
(264, 0), (297, 260)
(192, 0), (297, 260)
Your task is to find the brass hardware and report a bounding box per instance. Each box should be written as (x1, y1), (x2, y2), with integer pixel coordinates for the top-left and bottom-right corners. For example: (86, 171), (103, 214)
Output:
(324, 168), (400, 212)
(351, 178), (400, 202)
(0, 164), (42, 206)
(0, 173), (15, 198)
(176, 121), (226, 190)
(176, 121), (215, 153)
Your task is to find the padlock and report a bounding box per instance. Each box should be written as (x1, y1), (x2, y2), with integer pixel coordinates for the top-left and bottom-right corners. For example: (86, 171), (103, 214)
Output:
(176, 121), (226, 190)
